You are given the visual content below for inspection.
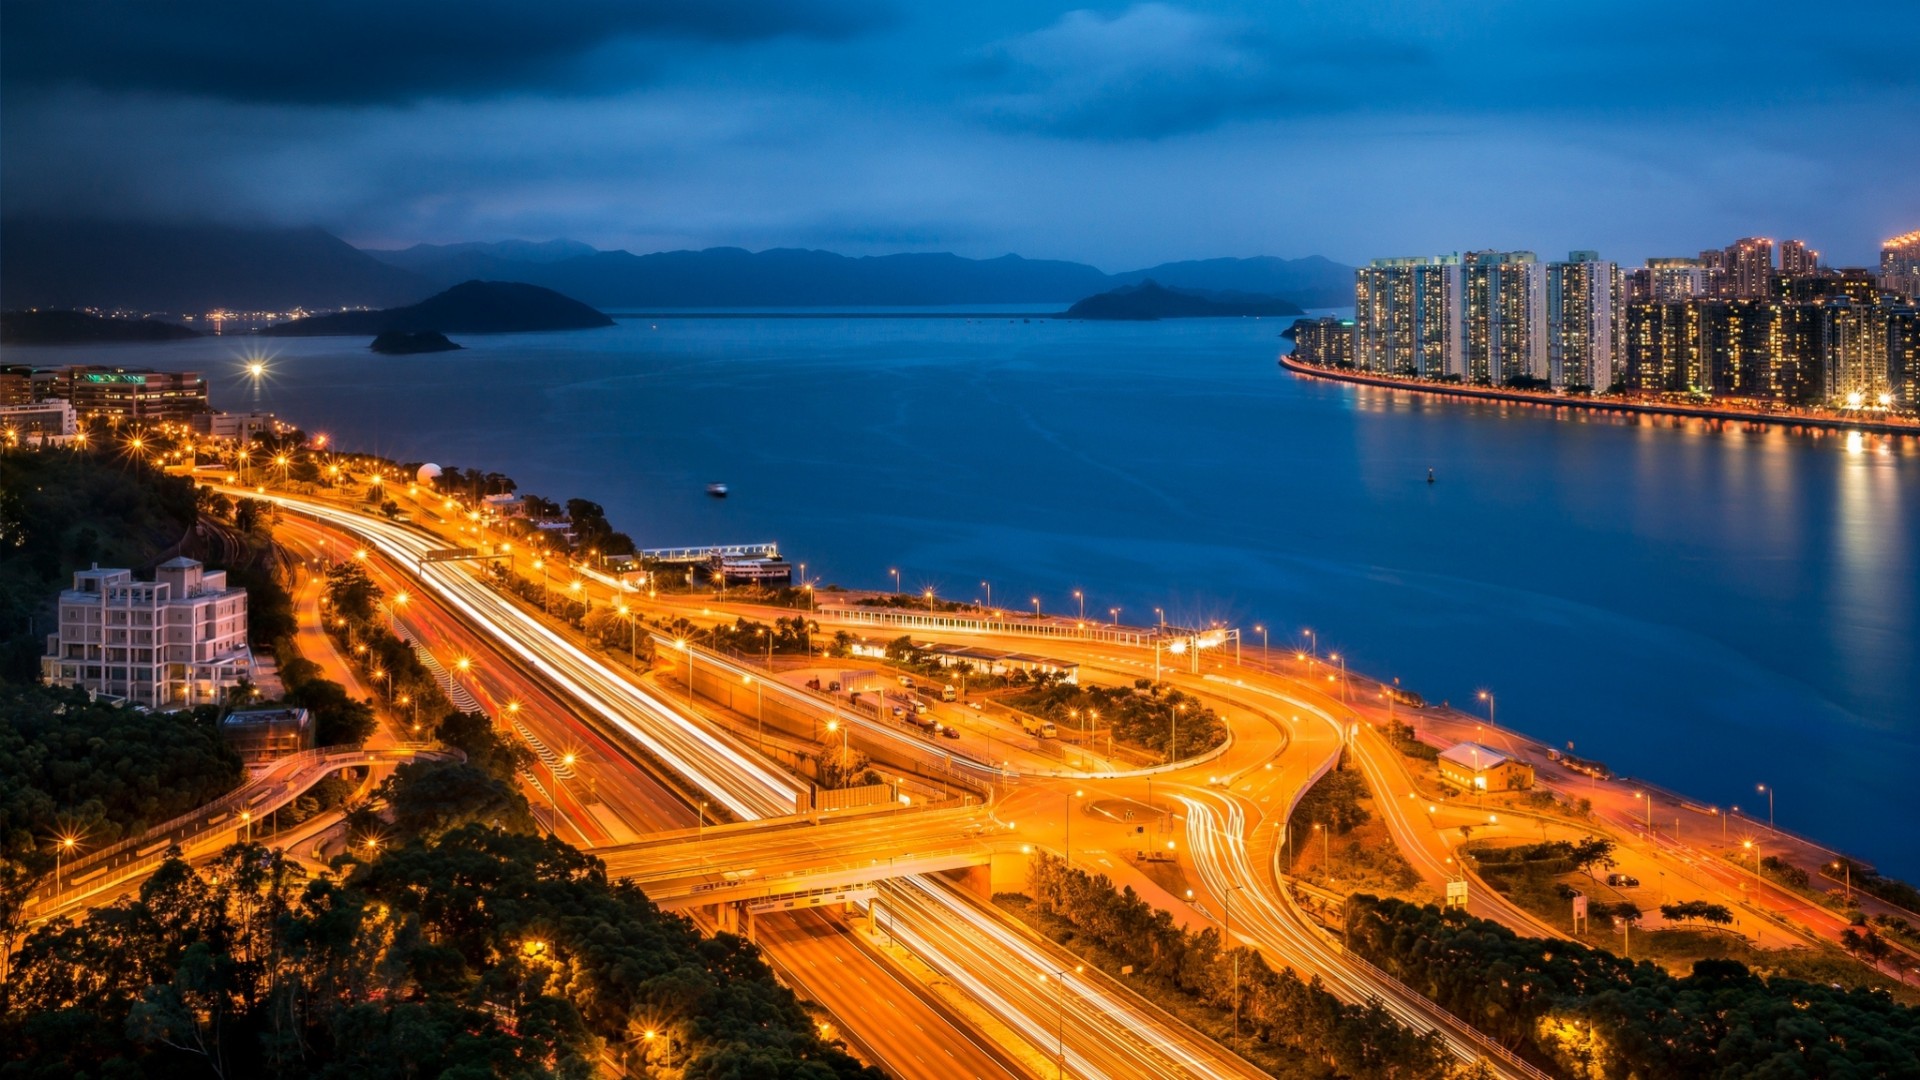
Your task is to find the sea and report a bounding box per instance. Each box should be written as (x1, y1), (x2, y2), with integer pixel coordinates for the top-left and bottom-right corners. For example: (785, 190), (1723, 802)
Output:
(17, 309), (1917, 878)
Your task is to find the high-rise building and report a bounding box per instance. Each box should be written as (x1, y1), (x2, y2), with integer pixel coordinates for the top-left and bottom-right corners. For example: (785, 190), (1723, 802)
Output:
(1463, 251), (1546, 386)
(1639, 258), (1708, 301)
(1355, 256), (1463, 378)
(1724, 237), (1776, 298)
(41, 558), (253, 709)
(1546, 253), (1616, 391)
(1780, 239), (1820, 277)
(1881, 231), (1920, 300)
(0, 365), (33, 407)
(1284, 316), (1355, 367)
(1887, 304), (1919, 410)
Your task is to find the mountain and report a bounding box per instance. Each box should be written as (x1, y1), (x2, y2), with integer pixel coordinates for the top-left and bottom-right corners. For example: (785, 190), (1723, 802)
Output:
(0, 309), (200, 345)
(372, 245), (1117, 307)
(1111, 256), (1354, 308)
(0, 219), (433, 313)
(1061, 280), (1306, 321)
(259, 280), (613, 336)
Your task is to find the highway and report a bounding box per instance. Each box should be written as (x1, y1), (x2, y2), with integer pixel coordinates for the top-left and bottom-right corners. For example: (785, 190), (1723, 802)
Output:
(244, 489), (1270, 1078)
(756, 907), (1028, 1080)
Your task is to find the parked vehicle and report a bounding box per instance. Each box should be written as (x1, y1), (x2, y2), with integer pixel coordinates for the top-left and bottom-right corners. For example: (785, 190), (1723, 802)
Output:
(940, 724), (961, 739)
(1606, 873), (1640, 888)
(898, 675), (916, 688)
(937, 684), (957, 701)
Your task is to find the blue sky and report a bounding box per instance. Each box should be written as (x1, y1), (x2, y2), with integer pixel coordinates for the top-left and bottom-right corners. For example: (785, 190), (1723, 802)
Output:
(4, 0), (1916, 268)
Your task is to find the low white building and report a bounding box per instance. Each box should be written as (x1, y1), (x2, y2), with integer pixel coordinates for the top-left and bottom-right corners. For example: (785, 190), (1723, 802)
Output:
(1, 399), (78, 444)
(42, 558), (253, 709)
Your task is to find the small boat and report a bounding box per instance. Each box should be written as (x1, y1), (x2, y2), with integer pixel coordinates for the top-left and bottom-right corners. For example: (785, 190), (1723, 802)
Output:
(706, 483), (729, 498)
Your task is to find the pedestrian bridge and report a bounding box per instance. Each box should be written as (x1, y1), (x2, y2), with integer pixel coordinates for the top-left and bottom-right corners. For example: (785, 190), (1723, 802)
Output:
(638, 542), (780, 563)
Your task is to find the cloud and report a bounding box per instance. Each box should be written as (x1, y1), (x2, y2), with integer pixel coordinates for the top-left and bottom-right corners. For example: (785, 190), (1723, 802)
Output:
(969, 4), (1420, 139)
(0, 0), (890, 105)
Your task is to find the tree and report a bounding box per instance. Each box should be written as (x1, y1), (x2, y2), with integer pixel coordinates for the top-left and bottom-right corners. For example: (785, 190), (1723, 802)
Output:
(1569, 836), (1616, 880)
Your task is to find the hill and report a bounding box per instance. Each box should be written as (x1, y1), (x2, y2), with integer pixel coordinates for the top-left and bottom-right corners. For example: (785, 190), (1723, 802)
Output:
(0, 309), (200, 344)
(1061, 280), (1305, 320)
(0, 219), (433, 313)
(260, 280), (613, 336)
(370, 329), (463, 354)
(376, 242), (1355, 309)
(1111, 256), (1354, 308)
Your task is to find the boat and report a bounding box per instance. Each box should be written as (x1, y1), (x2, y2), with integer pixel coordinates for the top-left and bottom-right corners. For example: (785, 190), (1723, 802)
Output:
(706, 483), (729, 498)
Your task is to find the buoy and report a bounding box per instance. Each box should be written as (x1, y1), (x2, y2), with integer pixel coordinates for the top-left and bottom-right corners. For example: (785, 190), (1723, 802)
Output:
(1427, 468), (1436, 484)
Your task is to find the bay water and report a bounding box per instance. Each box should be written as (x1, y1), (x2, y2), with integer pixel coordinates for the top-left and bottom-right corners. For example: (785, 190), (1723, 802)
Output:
(20, 312), (1916, 877)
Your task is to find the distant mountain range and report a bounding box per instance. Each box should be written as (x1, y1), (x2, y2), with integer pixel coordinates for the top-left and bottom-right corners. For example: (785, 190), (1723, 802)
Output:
(1, 219), (430, 312)
(0, 219), (1355, 313)
(1062, 280), (1305, 320)
(259, 280), (614, 336)
(0, 308), (200, 345)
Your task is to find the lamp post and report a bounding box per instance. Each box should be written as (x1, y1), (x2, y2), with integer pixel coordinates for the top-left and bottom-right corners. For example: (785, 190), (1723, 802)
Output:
(55, 835), (78, 893)
(1040, 966), (1082, 1080)
(1331, 651), (1348, 702)
(241, 810), (253, 843)
(1254, 623), (1268, 663)
(1302, 627), (1316, 658)
(982, 581), (992, 609)
(1743, 839), (1760, 891)
(1109, 606), (1119, 626)
(549, 753), (576, 838)
(1313, 821), (1330, 879)
(1223, 882), (1247, 1046)
(1032, 597), (1041, 617)
(1832, 860), (1852, 903)
(1073, 589), (1084, 621)
(1479, 689), (1496, 731)
(1756, 783), (1774, 831)
(889, 568), (900, 595)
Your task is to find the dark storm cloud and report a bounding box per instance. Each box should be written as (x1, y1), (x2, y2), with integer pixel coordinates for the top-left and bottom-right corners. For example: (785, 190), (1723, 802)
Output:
(968, 5), (1422, 139)
(0, 0), (890, 104)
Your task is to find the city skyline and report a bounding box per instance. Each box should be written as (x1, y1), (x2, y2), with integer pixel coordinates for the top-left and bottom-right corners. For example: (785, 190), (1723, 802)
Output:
(4, 1), (1918, 268)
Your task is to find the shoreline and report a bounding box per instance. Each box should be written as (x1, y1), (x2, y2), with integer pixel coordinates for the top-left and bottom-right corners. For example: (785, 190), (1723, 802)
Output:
(1278, 353), (1920, 438)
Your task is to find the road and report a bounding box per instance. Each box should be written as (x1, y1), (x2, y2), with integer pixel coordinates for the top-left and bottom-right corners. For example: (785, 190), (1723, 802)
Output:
(757, 907), (1028, 1080)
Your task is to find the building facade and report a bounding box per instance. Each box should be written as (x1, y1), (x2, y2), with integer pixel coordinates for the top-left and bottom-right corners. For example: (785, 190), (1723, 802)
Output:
(1355, 256), (1465, 379)
(1463, 251), (1547, 386)
(1546, 253), (1617, 390)
(1437, 742), (1534, 792)
(42, 558), (253, 709)
(1284, 316), (1356, 367)
(34, 366), (209, 423)
(1, 400), (79, 443)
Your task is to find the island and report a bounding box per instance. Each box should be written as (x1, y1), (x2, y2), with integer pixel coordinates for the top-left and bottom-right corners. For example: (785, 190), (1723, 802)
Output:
(261, 279), (615, 336)
(1058, 279), (1305, 321)
(370, 329), (462, 354)
(0, 309), (200, 345)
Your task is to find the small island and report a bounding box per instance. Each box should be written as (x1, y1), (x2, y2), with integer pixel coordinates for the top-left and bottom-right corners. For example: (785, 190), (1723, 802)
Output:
(262, 279), (614, 336)
(1059, 279), (1305, 321)
(370, 329), (462, 354)
(0, 309), (200, 345)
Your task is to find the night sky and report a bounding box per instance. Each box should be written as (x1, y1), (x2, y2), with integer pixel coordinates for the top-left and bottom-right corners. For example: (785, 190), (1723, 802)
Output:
(4, 1), (1916, 268)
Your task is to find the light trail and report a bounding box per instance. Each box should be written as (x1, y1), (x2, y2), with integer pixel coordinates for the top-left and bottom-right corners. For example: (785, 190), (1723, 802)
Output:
(239, 490), (801, 819)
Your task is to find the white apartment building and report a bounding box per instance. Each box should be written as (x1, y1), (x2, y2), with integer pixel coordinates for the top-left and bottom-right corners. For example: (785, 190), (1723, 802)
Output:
(42, 558), (253, 709)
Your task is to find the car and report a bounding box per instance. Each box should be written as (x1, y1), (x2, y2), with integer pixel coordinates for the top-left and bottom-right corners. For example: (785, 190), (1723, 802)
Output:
(968, 701), (983, 710)
(940, 724), (961, 739)
(827, 681), (841, 692)
(1606, 873), (1640, 888)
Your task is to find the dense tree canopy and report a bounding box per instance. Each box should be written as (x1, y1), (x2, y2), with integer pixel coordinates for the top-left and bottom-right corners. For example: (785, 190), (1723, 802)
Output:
(1345, 894), (1920, 1078)
(0, 684), (242, 862)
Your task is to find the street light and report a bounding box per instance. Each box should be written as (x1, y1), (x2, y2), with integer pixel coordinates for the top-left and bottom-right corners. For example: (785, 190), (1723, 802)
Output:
(1039, 965), (1083, 1080)
(1478, 689), (1496, 731)
(549, 752), (576, 838)
(1756, 783), (1775, 831)
(1254, 623), (1268, 663)
(1832, 860), (1853, 903)
(982, 580), (992, 609)
(54, 834), (79, 893)
(1109, 606), (1120, 626)
(1302, 627), (1316, 657)
(1072, 589), (1084, 621)
(1031, 597), (1041, 616)
(889, 568), (900, 595)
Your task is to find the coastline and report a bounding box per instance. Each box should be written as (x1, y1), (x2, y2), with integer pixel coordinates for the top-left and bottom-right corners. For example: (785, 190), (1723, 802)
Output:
(1278, 353), (1920, 438)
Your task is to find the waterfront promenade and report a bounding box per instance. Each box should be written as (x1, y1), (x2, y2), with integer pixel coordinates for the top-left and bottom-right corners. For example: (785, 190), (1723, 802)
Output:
(1279, 353), (1920, 437)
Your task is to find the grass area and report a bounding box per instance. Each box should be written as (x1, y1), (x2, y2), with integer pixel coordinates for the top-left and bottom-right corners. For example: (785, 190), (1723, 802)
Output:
(1285, 762), (1426, 899)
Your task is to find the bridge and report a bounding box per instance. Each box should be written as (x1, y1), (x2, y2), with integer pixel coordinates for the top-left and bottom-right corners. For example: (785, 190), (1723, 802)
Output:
(597, 802), (1009, 914)
(31, 745), (452, 919)
(637, 541), (781, 563)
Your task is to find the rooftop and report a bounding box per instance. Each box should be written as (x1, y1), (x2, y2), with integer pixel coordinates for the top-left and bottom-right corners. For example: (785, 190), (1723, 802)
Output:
(1438, 741), (1513, 772)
